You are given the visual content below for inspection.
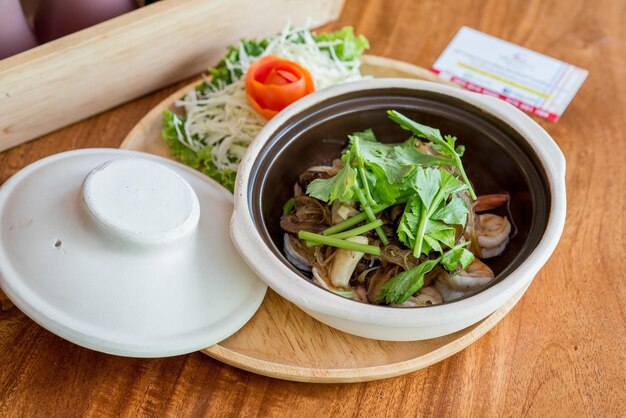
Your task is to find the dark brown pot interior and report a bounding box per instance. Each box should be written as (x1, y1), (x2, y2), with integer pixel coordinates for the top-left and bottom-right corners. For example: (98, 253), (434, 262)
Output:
(247, 88), (551, 304)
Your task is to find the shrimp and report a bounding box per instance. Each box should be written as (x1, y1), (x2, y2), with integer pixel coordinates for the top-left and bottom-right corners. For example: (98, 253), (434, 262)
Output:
(412, 286), (443, 306)
(475, 213), (511, 258)
(392, 286), (443, 307)
(434, 259), (495, 301)
(473, 193), (509, 213)
(434, 280), (467, 302)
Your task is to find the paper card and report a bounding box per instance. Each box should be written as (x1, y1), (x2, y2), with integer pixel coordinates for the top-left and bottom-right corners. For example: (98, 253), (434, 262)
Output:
(432, 26), (588, 122)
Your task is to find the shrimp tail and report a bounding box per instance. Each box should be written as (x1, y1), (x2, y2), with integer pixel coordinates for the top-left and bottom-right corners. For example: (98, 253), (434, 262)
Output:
(473, 193), (509, 213)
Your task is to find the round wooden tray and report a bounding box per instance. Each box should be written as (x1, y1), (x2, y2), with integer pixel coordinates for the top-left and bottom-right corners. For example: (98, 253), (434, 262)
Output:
(121, 55), (525, 383)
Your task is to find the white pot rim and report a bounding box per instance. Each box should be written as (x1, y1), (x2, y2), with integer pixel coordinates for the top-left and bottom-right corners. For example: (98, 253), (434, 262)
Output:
(232, 78), (566, 327)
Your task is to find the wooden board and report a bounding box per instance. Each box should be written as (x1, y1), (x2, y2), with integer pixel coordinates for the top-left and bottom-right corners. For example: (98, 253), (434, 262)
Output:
(0, 0), (344, 152)
(121, 55), (526, 382)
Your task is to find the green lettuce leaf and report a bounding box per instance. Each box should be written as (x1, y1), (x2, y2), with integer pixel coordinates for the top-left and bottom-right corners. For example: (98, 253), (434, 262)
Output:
(207, 38), (269, 87)
(162, 111), (236, 192)
(313, 26), (370, 62)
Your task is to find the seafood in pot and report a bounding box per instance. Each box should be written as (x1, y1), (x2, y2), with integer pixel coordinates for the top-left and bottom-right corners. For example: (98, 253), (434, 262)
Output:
(280, 111), (513, 306)
(434, 258), (495, 302)
(475, 214), (511, 258)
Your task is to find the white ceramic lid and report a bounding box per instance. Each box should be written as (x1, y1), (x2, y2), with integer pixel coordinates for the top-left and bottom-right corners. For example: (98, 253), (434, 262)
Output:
(0, 149), (266, 357)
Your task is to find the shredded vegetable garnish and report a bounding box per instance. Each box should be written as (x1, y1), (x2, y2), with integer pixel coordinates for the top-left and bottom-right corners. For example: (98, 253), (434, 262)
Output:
(162, 25), (369, 191)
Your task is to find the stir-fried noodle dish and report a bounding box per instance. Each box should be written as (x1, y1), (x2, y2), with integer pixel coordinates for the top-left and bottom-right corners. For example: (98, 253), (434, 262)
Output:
(280, 110), (514, 307)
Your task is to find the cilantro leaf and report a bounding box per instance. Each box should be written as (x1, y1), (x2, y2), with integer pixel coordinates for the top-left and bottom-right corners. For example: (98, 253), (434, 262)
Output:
(397, 167), (469, 257)
(378, 242), (475, 304)
(441, 244), (475, 272)
(306, 160), (358, 203)
(439, 169), (469, 195)
(423, 220), (456, 253)
(352, 128), (377, 142)
(414, 167), (441, 209)
(432, 196), (469, 227)
(397, 196), (421, 247)
(393, 138), (453, 167)
(397, 199), (457, 255)
(387, 110), (476, 199)
(391, 115), (444, 143)
(351, 135), (409, 184)
(377, 258), (440, 304)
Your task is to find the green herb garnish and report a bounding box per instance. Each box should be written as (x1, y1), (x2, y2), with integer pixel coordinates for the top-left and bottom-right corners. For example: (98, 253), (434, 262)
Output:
(307, 133), (394, 244)
(397, 167), (469, 257)
(378, 242), (475, 304)
(282, 197), (296, 215)
(302, 112), (478, 305)
(329, 220), (383, 239)
(387, 110), (476, 199)
(322, 203), (392, 236)
(298, 231), (381, 255)
(306, 219), (384, 247)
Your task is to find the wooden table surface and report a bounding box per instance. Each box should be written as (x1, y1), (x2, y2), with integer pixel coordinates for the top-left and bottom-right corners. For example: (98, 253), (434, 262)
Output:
(1, 0), (624, 416)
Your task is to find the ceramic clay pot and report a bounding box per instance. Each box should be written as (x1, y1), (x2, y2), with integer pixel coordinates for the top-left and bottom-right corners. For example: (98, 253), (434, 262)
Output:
(231, 78), (567, 341)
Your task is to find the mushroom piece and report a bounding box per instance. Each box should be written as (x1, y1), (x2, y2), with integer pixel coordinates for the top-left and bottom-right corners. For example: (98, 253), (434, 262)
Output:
(293, 182), (303, 197)
(280, 214), (327, 234)
(331, 199), (359, 225)
(283, 234), (312, 272)
(312, 267), (360, 300)
(366, 266), (399, 304)
(329, 236), (368, 288)
(354, 285), (368, 303)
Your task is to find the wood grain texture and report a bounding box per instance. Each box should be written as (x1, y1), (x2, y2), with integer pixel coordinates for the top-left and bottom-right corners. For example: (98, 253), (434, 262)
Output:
(119, 56), (527, 383)
(0, 0), (624, 416)
(0, 0), (343, 152)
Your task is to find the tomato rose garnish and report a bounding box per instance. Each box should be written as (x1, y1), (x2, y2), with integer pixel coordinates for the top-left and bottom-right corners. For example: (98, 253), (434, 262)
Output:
(245, 55), (315, 120)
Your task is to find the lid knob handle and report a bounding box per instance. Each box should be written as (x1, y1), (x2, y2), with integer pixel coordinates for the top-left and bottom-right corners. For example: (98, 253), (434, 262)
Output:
(82, 159), (200, 245)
